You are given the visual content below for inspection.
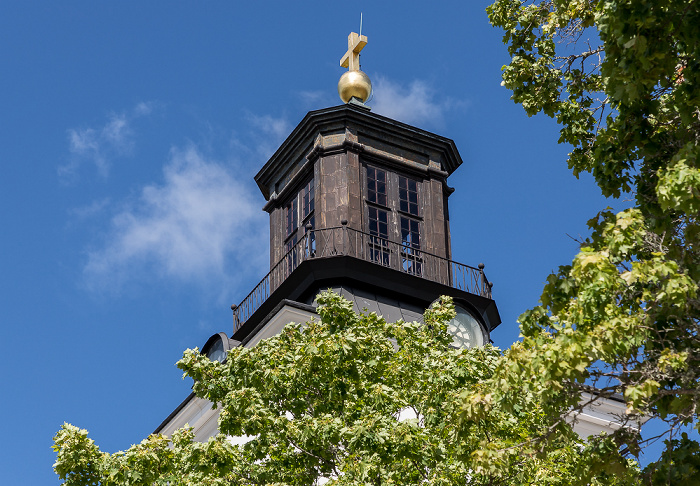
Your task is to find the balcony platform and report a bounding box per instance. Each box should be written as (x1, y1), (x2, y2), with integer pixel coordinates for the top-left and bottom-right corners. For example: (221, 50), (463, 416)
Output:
(231, 225), (501, 343)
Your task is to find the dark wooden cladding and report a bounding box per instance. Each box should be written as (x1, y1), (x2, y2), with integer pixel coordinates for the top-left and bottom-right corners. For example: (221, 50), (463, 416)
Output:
(357, 133), (430, 169)
(256, 103), (463, 271)
(318, 153), (345, 229)
(231, 103), (503, 341)
(426, 177), (447, 256)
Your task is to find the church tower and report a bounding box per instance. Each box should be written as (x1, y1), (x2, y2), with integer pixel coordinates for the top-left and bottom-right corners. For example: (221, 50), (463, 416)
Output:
(155, 32), (500, 440)
(229, 32), (500, 350)
(230, 100), (500, 348)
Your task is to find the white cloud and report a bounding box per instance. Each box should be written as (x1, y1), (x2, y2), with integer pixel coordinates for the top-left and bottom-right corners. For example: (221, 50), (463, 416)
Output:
(65, 127), (108, 176)
(101, 115), (131, 147)
(133, 101), (154, 117)
(247, 113), (291, 140)
(299, 90), (334, 108)
(84, 145), (268, 295)
(243, 113), (292, 161)
(69, 198), (111, 220)
(61, 102), (154, 179)
(370, 76), (461, 127)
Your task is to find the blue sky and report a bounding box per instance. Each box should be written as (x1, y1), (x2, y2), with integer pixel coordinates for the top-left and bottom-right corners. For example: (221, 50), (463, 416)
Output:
(1, 2), (621, 484)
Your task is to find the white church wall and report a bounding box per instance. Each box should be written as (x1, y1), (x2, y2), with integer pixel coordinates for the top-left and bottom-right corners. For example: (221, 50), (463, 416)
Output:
(158, 307), (630, 445)
(568, 392), (640, 439)
(157, 305), (318, 441)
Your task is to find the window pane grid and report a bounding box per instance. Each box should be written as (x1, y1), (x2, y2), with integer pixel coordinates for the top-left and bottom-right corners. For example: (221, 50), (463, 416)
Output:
(398, 176), (418, 215)
(306, 215), (315, 257)
(364, 166), (423, 274)
(282, 178), (313, 276)
(367, 167), (387, 206)
(302, 180), (314, 219)
(368, 206), (389, 266)
(285, 235), (298, 274)
(401, 216), (421, 275)
(401, 217), (420, 251)
(286, 198), (298, 237)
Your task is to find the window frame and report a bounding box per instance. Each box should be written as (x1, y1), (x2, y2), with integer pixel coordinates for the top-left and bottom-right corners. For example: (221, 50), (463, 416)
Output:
(282, 177), (315, 273)
(362, 163), (423, 273)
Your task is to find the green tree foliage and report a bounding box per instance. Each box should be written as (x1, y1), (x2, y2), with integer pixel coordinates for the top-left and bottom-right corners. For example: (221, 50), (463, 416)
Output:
(53, 291), (635, 485)
(480, 0), (700, 482)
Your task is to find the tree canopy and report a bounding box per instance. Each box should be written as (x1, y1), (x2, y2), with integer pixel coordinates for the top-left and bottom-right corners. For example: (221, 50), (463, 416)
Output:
(479, 0), (700, 483)
(53, 291), (635, 485)
(53, 2), (700, 483)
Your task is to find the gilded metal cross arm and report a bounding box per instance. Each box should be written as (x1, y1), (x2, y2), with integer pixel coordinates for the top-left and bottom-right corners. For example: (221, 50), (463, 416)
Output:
(340, 32), (367, 72)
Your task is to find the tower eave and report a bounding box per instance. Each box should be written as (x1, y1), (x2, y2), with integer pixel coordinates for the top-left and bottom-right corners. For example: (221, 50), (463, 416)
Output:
(254, 104), (463, 201)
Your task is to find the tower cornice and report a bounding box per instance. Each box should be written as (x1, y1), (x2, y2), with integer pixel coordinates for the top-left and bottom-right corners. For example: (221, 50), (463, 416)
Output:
(254, 104), (463, 201)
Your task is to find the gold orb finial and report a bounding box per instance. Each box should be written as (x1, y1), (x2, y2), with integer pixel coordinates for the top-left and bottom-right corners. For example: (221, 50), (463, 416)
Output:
(338, 70), (372, 104)
(338, 32), (371, 104)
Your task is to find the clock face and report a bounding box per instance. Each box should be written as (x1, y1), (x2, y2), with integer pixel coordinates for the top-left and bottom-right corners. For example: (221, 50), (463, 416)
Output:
(447, 305), (484, 348)
(206, 337), (227, 363)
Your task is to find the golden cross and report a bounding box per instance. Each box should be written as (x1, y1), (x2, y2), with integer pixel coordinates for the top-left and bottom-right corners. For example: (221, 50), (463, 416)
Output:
(340, 32), (367, 72)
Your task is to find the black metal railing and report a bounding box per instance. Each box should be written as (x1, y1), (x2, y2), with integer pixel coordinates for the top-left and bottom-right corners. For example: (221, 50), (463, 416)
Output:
(232, 224), (492, 333)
